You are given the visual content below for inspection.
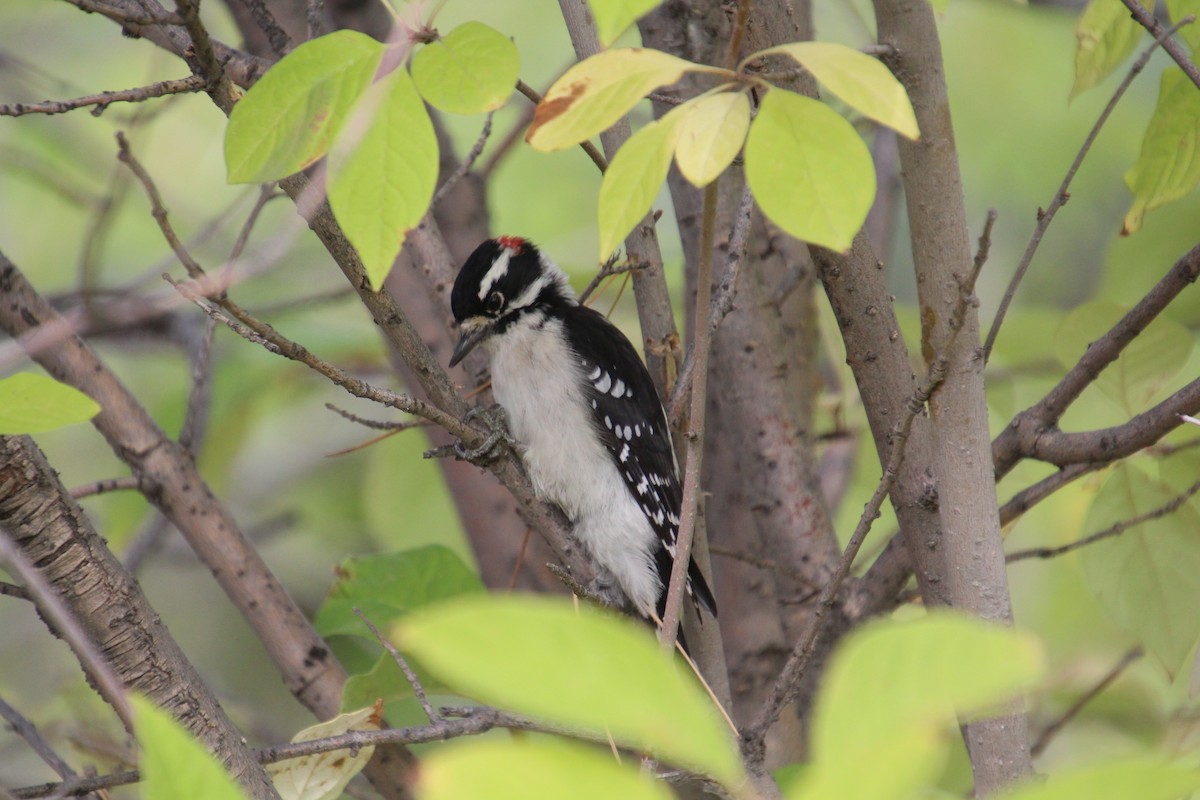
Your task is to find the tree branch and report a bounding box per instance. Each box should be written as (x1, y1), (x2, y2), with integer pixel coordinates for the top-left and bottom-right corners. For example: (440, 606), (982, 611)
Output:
(1118, 0), (1200, 90)
(0, 75), (205, 117)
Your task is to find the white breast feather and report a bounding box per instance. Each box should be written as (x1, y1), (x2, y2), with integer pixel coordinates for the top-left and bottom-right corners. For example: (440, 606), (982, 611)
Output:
(486, 311), (661, 615)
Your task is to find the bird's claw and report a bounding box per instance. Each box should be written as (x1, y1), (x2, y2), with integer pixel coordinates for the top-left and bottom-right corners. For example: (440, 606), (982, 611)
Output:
(452, 404), (514, 464)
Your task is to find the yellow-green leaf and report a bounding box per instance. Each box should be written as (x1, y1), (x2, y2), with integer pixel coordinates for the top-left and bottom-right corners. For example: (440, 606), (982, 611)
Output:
(674, 91), (750, 187)
(394, 595), (743, 786)
(0, 372), (100, 434)
(744, 88), (875, 251)
(1071, 0), (1150, 98)
(1165, 0), (1200, 52)
(411, 22), (519, 115)
(225, 30), (384, 183)
(597, 105), (686, 260)
(756, 42), (919, 140)
(133, 695), (251, 800)
(327, 69), (438, 290)
(590, 0), (664, 46)
(416, 738), (674, 800)
(1122, 67), (1200, 235)
(996, 758), (1200, 800)
(268, 705), (381, 800)
(527, 48), (711, 151)
(1080, 464), (1200, 674)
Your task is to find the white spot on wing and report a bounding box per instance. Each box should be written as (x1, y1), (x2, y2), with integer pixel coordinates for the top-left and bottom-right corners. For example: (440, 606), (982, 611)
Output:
(595, 371), (612, 393)
(612, 379), (625, 398)
(588, 365), (601, 380)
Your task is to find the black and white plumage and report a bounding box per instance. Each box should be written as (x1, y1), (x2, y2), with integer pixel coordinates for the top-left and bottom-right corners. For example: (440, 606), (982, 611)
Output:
(448, 236), (717, 631)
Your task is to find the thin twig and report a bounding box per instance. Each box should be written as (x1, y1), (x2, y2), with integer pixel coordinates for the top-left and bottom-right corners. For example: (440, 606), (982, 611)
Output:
(1030, 647), (1143, 758)
(60, 0), (184, 25)
(0, 697), (82, 783)
(353, 608), (438, 723)
(998, 463), (1101, 526)
(983, 18), (1189, 362)
(1006, 477), (1200, 563)
(325, 403), (433, 432)
(1118, 4), (1200, 90)
(658, 182), (720, 654)
(0, 581), (31, 600)
(70, 476), (141, 499)
(515, 80), (608, 173)
(432, 111), (493, 208)
(578, 259), (647, 305)
(0, 75), (205, 117)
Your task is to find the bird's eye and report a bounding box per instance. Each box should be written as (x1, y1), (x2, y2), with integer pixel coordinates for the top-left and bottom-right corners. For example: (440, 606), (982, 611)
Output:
(486, 291), (504, 314)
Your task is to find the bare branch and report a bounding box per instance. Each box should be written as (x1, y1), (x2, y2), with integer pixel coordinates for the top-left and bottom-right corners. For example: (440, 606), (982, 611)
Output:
(432, 112), (493, 209)
(0, 75), (205, 117)
(61, 0), (184, 25)
(993, 242), (1200, 479)
(1118, 2), (1200, 90)
(0, 696), (82, 783)
(1030, 647), (1142, 758)
(1007, 477), (1200, 563)
(998, 463), (1100, 526)
(353, 608), (438, 723)
(983, 18), (1188, 361)
(325, 403), (433, 432)
(70, 476), (141, 499)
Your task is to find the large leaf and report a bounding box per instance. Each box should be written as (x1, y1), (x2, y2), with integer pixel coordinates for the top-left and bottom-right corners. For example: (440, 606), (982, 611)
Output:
(590, 0), (664, 46)
(756, 42), (919, 139)
(394, 595), (743, 786)
(1080, 463), (1200, 674)
(744, 88), (875, 251)
(526, 48), (710, 151)
(133, 695), (250, 800)
(788, 613), (1042, 800)
(1071, 0), (1150, 98)
(314, 546), (483, 639)
(1053, 301), (1193, 415)
(416, 737), (674, 800)
(225, 30), (384, 183)
(267, 705), (381, 800)
(1122, 67), (1200, 235)
(327, 68), (438, 290)
(596, 104), (686, 260)
(411, 22), (519, 115)
(674, 91), (751, 187)
(996, 758), (1200, 800)
(0, 372), (100, 434)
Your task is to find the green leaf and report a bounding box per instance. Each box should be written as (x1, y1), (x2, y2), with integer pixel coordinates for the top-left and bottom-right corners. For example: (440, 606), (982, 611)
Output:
(225, 30), (384, 183)
(996, 758), (1200, 800)
(0, 372), (100, 434)
(1165, 0), (1200, 52)
(674, 91), (750, 187)
(1053, 301), (1192, 415)
(1122, 67), (1200, 235)
(590, 0), (665, 47)
(1071, 0), (1149, 98)
(789, 612), (1042, 800)
(1080, 464), (1200, 674)
(314, 546), (483, 639)
(411, 22), (519, 115)
(416, 737), (674, 800)
(527, 48), (711, 151)
(394, 595), (743, 786)
(597, 105), (686, 260)
(327, 68), (438, 290)
(756, 42), (919, 140)
(268, 706), (380, 800)
(744, 88), (875, 252)
(133, 695), (251, 800)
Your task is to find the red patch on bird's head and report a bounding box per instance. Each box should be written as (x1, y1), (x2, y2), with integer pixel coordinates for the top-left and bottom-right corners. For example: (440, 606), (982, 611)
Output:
(496, 235), (526, 253)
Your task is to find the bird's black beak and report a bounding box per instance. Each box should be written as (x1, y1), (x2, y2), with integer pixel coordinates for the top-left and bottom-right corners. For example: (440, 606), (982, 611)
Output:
(449, 317), (493, 368)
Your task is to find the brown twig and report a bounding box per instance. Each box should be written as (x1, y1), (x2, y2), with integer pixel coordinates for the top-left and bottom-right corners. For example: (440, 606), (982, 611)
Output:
(61, 0), (184, 25)
(325, 403), (433, 432)
(0, 581), (31, 600)
(983, 18), (1189, 362)
(0, 696), (82, 784)
(998, 463), (1101, 526)
(432, 112), (494, 208)
(353, 608), (439, 723)
(70, 476), (142, 499)
(0, 75), (205, 117)
(1006, 477), (1200, 563)
(1118, 3), (1200, 90)
(515, 79), (608, 172)
(1030, 647), (1143, 758)
(993, 242), (1200, 479)
(578, 258), (647, 305)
